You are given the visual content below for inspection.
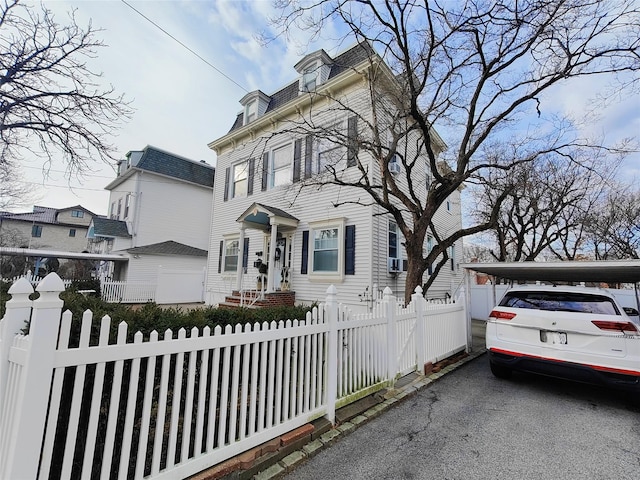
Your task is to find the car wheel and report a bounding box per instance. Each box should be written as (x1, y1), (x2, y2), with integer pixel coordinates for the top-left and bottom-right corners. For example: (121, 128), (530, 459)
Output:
(490, 361), (512, 379)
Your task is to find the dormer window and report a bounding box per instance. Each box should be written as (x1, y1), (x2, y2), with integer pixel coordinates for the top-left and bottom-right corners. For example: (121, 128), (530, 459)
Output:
(240, 91), (271, 126)
(302, 64), (318, 92)
(245, 100), (257, 124)
(295, 49), (333, 95)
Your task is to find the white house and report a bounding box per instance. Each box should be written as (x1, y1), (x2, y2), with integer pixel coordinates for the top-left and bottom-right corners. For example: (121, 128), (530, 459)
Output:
(205, 43), (463, 310)
(88, 146), (215, 300)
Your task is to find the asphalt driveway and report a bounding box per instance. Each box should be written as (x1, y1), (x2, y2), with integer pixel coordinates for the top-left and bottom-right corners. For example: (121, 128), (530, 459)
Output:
(284, 355), (640, 480)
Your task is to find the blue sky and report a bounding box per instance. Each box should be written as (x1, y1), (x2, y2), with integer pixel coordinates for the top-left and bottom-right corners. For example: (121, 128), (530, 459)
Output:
(18, 0), (640, 215)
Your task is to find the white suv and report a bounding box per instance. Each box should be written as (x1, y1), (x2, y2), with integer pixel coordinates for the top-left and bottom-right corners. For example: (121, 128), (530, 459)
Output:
(486, 285), (640, 393)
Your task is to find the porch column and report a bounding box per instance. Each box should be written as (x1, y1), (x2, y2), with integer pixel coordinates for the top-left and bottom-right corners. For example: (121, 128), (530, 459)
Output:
(267, 221), (279, 293)
(236, 226), (246, 291)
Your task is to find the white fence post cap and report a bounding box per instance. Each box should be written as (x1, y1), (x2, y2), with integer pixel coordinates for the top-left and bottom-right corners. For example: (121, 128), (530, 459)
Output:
(7, 277), (34, 296)
(35, 272), (66, 293)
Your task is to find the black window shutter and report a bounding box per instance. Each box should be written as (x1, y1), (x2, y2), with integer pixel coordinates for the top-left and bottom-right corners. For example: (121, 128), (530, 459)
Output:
(242, 237), (250, 273)
(403, 259), (408, 272)
(345, 225), (355, 275)
(304, 135), (313, 178)
(347, 116), (358, 167)
(218, 240), (224, 273)
(428, 263), (433, 275)
(261, 152), (269, 191)
(301, 230), (309, 274)
(293, 139), (302, 182)
(247, 158), (255, 196)
(223, 167), (230, 201)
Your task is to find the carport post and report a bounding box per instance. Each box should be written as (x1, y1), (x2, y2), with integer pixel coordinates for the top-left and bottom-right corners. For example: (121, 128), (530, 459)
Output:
(464, 269), (472, 352)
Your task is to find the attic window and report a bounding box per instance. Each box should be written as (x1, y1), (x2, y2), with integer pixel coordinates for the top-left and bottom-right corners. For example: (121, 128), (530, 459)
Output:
(244, 100), (257, 125)
(302, 64), (318, 92)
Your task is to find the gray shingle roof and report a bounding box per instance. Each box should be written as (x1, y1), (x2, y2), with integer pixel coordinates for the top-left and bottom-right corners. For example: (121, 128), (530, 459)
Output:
(126, 240), (207, 257)
(0, 205), (96, 225)
(228, 42), (376, 133)
(92, 217), (131, 238)
(135, 146), (215, 188)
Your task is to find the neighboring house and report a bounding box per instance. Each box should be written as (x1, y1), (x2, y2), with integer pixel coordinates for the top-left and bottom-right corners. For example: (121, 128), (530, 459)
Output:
(88, 146), (214, 294)
(205, 43), (463, 310)
(0, 205), (96, 251)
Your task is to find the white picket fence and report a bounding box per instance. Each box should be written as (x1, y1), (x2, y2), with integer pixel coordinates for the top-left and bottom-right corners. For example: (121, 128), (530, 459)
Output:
(101, 280), (158, 303)
(0, 273), (468, 480)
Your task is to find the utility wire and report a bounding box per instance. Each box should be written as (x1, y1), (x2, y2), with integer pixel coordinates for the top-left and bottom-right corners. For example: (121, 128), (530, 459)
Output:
(120, 0), (249, 93)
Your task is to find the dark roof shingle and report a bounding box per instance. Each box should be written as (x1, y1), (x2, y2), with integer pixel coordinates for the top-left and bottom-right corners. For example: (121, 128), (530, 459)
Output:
(126, 240), (207, 257)
(92, 217), (131, 238)
(135, 147), (215, 188)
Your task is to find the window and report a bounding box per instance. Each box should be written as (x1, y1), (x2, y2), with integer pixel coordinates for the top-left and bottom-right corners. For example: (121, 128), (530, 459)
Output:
(271, 144), (292, 188)
(110, 202), (116, 219)
(302, 64), (318, 92)
(71, 210), (84, 218)
(233, 162), (248, 198)
(450, 245), (456, 271)
(313, 228), (339, 272)
(244, 100), (257, 125)
(31, 225), (42, 237)
(224, 239), (240, 272)
(317, 128), (346, 174)
(124, 194), (131, 219)
(69, 229), (76, 237)
(117, 198), (122, 219)
(389, 220), (399, 259)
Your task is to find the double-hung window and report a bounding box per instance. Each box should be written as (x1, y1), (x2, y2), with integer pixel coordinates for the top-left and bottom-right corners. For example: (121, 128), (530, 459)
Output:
(233, 162), (248, 198)
(224, 239), (240, 272)
(313, 227), (339, 272)
(31, 225), (42, 238)
(388, 220), (399, 260)
(71, 210), (84, 218)
(307, 218), (346, 281)
(271, 144), (292, 188)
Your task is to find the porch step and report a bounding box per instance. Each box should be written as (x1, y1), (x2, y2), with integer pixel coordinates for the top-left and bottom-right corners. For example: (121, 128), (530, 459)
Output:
(220, 291), (296, 309)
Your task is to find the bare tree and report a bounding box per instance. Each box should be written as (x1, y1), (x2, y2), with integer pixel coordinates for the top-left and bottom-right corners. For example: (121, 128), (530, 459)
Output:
(472, 151), (619, 262)
(583, 186), (640, 259)
(269, 0), (639, 300)
(0, 0), (131, 178)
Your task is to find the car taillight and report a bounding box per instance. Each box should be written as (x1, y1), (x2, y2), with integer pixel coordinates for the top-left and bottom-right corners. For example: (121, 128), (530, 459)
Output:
(591, 320), (638, 333)
(489, 310), (516, 321)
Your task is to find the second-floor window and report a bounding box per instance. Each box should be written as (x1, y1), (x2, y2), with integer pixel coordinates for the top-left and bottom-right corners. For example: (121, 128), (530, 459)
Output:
(69, 229), (76, 237)
(124, 194), (131, 219)
(117, 198), (122, 219)
(31, 225), (42, 238)
(233, 162), (248, 198)
(271, 144), (292, 188)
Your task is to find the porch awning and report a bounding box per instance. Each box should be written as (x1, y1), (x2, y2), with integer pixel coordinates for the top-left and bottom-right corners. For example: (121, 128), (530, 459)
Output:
(237, 202), (299, 231)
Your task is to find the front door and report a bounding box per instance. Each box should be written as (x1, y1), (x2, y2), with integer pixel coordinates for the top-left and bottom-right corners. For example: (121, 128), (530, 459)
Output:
(265, 235), (292, 291)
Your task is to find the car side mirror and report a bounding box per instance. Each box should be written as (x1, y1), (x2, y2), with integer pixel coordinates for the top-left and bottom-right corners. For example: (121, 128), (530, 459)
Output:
(623, 307), (639, 317)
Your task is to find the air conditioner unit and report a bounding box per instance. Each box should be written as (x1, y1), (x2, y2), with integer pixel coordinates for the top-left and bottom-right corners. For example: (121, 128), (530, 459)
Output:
(388, 257), (401, 273)
(388, 156), (401, 175)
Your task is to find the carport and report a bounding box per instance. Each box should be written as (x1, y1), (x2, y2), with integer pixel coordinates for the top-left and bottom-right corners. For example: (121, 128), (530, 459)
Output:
(460, 260), (640, 350)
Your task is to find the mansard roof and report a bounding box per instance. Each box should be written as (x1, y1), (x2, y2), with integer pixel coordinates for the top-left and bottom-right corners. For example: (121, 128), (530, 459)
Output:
(227, 42), (375, 134)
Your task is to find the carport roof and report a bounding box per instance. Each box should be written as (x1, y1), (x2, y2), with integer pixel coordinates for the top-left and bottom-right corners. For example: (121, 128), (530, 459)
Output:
(460, 260), (640, 284)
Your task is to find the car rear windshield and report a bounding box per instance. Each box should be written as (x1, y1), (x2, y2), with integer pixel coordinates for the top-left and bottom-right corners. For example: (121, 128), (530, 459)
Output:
(499, 291), (620, 315)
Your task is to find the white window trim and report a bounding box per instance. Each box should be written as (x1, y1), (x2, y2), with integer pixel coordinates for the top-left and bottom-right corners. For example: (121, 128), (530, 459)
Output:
(308, 217), (345, 283)
(388, 219), (399, 261)
(232, 161), (249, 199)
(267, 140), (294, 190)
(222, 234), (240, 273)
(316, 120), (347, 175)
